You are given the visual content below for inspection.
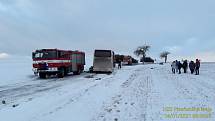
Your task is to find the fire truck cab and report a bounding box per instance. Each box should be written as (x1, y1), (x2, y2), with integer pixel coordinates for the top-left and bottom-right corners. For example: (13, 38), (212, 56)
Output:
(32, 49), (85, 78)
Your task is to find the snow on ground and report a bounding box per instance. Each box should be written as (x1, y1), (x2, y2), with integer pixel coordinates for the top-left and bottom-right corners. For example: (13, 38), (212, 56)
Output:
(0, 61), (215, 121)
(0, 56), (33, 86)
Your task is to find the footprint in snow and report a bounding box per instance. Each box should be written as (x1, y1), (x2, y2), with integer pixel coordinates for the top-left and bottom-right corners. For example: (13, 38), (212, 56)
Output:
(114, 118), (118, 121)
(28, 98), (33, 101)
(95, 78), (101, 80)
(131, 102), (135, 106)
(2, 100), (6, 104)
(12, 104), (19, 108)
(105, 108), (112, 113)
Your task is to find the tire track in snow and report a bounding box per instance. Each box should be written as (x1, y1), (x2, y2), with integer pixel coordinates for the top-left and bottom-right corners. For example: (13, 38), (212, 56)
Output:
(29, 71), (123, 121)
(183, 76), (215, 102)
(163, 72), (215, 103)
(121, 68), (142, 88)
(0, 73), (90, 109)
(91, 66), (156, 121)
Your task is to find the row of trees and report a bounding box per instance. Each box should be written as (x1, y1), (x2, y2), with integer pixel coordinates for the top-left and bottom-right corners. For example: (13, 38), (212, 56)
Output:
(134, 45), (170, 63)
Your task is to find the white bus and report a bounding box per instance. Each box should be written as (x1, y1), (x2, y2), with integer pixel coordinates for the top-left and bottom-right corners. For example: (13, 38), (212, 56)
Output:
(93, 49), (115, 73)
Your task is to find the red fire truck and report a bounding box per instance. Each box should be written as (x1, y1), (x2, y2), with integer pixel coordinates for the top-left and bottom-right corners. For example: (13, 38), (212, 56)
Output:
(32, 49), (85, 78)
(123, 56), (132, 65)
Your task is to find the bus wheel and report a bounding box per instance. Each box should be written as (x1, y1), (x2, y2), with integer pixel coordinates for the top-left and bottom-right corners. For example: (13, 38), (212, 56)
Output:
(39, 73), (47, 79)
(57, 68), (65, 78)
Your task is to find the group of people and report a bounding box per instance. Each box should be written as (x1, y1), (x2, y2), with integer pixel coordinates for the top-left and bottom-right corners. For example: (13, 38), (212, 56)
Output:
(171, 59), (200, 75)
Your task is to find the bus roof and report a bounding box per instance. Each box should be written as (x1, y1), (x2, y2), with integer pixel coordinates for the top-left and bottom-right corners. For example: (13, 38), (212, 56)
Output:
(95, 49), (113, 52)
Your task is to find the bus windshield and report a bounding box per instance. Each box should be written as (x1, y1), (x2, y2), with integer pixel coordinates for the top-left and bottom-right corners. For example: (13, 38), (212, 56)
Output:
(33, 51), (57, 59)
(94, 50), (111, 57)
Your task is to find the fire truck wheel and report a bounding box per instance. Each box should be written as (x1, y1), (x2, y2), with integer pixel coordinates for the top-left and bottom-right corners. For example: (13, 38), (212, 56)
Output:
(64, 68), (69, 76)
(73, 69), (81, 75)
(39, 73), (47, 79)
(57, 68), (65, 78)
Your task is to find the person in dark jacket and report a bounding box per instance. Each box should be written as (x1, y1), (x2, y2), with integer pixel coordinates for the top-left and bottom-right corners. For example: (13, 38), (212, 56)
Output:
(177, 61), (182, 74)
(182, 60), (188, 73)
(189, 61), (195, 74)
(195, 59), (200, 75)
(118, 60), (122, 69)
(175, 60), (179, 73)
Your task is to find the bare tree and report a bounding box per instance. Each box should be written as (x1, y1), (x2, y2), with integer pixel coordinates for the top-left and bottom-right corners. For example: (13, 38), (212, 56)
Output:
(160, 51), (170, 63)
(134, 45), (151, 63)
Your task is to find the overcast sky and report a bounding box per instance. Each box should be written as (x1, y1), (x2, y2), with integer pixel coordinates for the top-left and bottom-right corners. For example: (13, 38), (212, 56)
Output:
(0, 0), (215, 61)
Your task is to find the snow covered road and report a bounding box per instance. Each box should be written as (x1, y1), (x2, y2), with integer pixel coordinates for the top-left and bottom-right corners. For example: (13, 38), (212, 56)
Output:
(0, 63), (214, 121)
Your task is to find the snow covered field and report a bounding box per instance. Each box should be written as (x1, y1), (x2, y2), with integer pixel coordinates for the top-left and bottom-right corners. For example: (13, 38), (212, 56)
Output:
(0, 56), (32, 86)
(0, 59), (215, 121)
